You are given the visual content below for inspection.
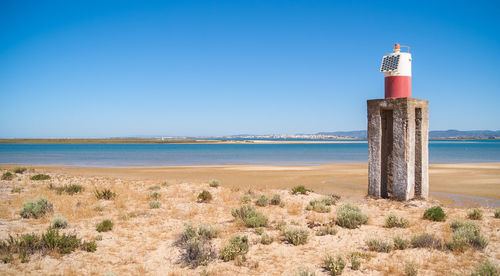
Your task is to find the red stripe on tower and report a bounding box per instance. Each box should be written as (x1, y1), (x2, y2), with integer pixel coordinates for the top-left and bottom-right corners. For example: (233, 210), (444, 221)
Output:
(380, 43), (412, 98)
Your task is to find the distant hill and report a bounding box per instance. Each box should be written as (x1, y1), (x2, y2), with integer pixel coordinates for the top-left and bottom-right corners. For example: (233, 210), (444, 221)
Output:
(317, 130), (500, 139)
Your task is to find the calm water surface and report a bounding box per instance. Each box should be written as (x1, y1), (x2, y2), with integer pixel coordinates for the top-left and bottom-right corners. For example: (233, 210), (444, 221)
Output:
(0, 141), (499, 167)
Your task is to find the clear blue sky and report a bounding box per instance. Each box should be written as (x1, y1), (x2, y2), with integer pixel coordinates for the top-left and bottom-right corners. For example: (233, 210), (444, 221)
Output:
(1, 0), (499, 138)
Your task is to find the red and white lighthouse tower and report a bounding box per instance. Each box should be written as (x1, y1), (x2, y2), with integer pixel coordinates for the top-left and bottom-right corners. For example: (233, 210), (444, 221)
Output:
(380, 43), (412, 98)
(367, 43), (429, 201)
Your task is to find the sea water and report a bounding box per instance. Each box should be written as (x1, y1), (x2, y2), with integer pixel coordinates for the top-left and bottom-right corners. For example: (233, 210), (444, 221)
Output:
(0, 140), (499, 167)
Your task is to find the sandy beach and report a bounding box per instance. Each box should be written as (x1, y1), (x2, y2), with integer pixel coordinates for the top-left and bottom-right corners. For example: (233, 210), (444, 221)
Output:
(0, 163), (499, 275)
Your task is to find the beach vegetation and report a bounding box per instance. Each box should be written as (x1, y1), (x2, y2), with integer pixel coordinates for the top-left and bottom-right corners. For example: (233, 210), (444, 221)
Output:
(385, 214), (410, 228)
(470, 260), (498, 276)
(11, 186), (22, 193)
(468, 208), (483, 220)
(177, 224), (218, 268)
(410, 233), (444, 250)
(323, 255), (345, 276)
(208, 179), (219, 188)
(31, 174), (50, 180)
(255, 227), (264, 235)
(93, 204), (104, 212)
(255, 195), (269, 207)
(350, 255), (361, 270)
(197, 190), (213, 202)
(13, 167), (27, 174)
(295, 266), (316, 276)
(96, 220), (113, 232)
(306, 197), (336, 213)
(149, 201), (161, 209)
(423, 206), (446, 221)
(291, 185), (310, 195)
(2, 172), (14, 180)
(20, 197), (53, 219)
(282, 226), (309, 246)
(260, 233), (273, 245)
(148, 192), (161, 200)
(404, 262), (418, 276)
(393, 236), (410, 250)
(336, 203), (368, 229)
(51, 215), (68, 229)
(0, 228), (96, 262)
(315, 224), (338, 236)
(149, 185), (161, 190)
(231, 205), (268, 228)
(94, 188), (116, 200)
(49, 183), (84, 195)
(447, 221), (488, 251)
(366, 238), (393, 252)
(270, 194), (281, 205)
(240, 195), (251, 204)
(495, 208), (500, 218)
(220, 235), (248, 262)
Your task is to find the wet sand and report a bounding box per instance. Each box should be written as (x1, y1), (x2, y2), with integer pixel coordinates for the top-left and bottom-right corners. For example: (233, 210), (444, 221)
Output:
(3, 163), (500, 207)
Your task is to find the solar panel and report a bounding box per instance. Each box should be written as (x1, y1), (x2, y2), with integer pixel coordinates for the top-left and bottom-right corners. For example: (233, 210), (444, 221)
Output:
(380, 55), (400, 72)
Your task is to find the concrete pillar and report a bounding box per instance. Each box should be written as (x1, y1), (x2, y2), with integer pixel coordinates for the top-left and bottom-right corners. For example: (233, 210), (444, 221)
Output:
(367, 98), (429, 201)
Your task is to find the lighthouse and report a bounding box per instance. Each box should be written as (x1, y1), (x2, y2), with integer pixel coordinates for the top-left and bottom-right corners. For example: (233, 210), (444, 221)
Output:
(367, 44), (429, 201)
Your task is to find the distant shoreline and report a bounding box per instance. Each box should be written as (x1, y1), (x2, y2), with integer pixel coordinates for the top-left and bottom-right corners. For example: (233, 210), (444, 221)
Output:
(0, 138), (496, 144)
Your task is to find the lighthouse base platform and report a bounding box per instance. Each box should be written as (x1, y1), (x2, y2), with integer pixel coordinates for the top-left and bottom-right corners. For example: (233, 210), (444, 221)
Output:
(367, 98), (429, 201)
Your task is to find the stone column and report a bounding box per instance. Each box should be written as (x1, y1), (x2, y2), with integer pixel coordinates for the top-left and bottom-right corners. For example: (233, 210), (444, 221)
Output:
(367, 98), (429, 201)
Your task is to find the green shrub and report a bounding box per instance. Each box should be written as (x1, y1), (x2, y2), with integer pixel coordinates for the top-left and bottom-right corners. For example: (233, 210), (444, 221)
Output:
(291, 185), (309, 195)
(2, 172), (14, 180)
(423, 206), (446, 221)
(197, 190), (213, 202)
(366, 238), (393, 252)
(470, 260), (499, 276)
(306, 200), (331, 213)
(221, 235), (249, 262)
(260, 233), (273, 245)
(208, 179), (220, 188)
(468, 208), (483, 220)
(240, 195), (251, 204)
(351, 255), (361, 270)
(283, 226), (309, 246)
(447, 221), (488, 251)
(296, 266), (316, 276)
(96, 220), (113, 232)
(11, 186), (22, 193)
(149, 201), (161, 209)
(148, 192), (161, 200)
(336, 203), (368, 229)
(149, 185), (161, 190)
(231, 205), (268, 228)
(0, 228), (95, 262)
(385, 214), (410, 228)
(50, 184), (84, 195)
(82, 240), (97, 252)
(410, 233), (443, 250)
(315, 224), (338, 236)
(255, 227), (265, 235)
(31, 174), (50, 180)
(323, 255), (345, 276)
(270, 194), (281, 205)
(51, 215), (68, 229)
(255, 195), (269, 207)
(394, 236), (410, 250)
(94, 188), (116, 200)
(20, 197), (53, 218)
(13, 167), (27, 174)
(495, 208), (500, 218)
(404, 262), (418, 276)
(197, 224), (219, 240)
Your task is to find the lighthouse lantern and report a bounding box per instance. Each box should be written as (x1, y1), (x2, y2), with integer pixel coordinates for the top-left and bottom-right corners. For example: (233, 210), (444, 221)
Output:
(380, 43), (412, 98)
